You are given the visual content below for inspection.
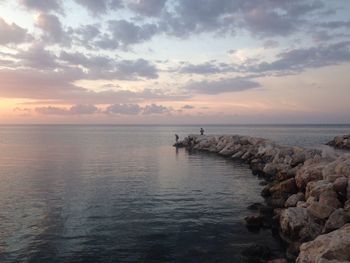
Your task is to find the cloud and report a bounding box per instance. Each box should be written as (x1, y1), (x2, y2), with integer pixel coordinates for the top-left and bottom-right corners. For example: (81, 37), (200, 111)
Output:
(107, 20), (158, 47)
(179, 62), (232, 74)
(182, 104), (194, 109)
(115, 58), (158, 79)
(36, 13), (65, 43)
(127, 0), (167, 16)
(74, 0), (123, 14)
(105, 103), (142, 115)
(143, 104), (171, 115)
(0, 18), (29, 45)
(15, 43), (59, 69)
(20, 0), (61, 12)
(35, 104), (98, 115)
(34, 103), (173, 116)
(263, 40), (279, 49)
(185, 77), (261, 94)
(246, 41), (350, 74)
(319, 20), (350, 29)
(75, 24), (100, 43)
(0, 68), (186, 104)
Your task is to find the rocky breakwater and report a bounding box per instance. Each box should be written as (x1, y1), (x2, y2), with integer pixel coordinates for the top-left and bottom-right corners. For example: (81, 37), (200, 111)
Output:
(327, 134), (350, 149)
(174, 135), (350, 262)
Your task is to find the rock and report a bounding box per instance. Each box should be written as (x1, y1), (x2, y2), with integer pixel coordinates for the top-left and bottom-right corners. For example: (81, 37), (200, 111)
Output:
(307, 201), (335, 220)
(297, 201), (309, 208)
(266, 259), (288, 263)
(263, 163), (278, 177)
(306, 180), (333, 200)
(295, 162), (325, 190)
(245, 215), (264, 230)
(286, 242), (301, 259)
(319, 191), (341, 209)
(327, 134), (350, 149)
(269, 178), (297, 195)
(279, 207), (322, 242)
(323, 209), (350, 233)
(285, 193), (305, 207)
(333, 177), (348, 196)
(247, 202), (264, 211)
(297, 224), (350, 262)
(241, 243), (271, 262)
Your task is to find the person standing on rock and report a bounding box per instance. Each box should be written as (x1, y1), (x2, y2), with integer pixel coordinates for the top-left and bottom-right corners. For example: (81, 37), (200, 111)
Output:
(175, 134), (179, 143)
(200, 128), (204, 135)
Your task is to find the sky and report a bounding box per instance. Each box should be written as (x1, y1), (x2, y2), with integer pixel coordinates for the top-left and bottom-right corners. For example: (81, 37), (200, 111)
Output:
(0, 0), (350, 124)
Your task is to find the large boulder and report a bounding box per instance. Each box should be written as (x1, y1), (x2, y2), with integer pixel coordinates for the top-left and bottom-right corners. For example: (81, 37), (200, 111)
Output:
(297, 224), (350, 263)
(279, 207), (322, 242)
(307, 201), (335, 220)
(305, 180), (333, 200)
(323, 209), (350, 233)
(295, 162), (325, 190)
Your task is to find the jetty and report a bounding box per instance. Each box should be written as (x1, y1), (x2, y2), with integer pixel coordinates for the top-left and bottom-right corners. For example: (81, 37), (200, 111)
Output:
(174, 134), (350, 262)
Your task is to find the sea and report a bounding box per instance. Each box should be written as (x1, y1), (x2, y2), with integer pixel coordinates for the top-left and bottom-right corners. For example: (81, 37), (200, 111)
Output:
(0, 124), (349, 263)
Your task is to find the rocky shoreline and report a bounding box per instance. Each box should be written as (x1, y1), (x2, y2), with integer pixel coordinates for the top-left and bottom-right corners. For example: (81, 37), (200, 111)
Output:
(174, 135), (350, 262)
(327, 134), (350, 150)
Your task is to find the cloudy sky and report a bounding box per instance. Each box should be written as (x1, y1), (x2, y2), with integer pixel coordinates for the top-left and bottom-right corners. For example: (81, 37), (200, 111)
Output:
(0, 0), (350, 124)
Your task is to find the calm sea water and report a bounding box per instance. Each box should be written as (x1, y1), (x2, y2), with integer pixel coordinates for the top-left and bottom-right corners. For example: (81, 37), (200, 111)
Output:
(0, 125), (349, 263)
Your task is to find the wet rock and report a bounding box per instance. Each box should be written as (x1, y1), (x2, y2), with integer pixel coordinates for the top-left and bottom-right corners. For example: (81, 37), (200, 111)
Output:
(285, 193), (305, 207)
(297, 224), (350, 263)
(263, 163), (278, 177)
(247, 202), (264, 211)
(323, 209), (350, 233)
(269, 178), (297, 196)
(245, 215), (264, 230)
(327, 134), (350, 149)
(241, 243), (271, 263)
(265, 258), (288, 263)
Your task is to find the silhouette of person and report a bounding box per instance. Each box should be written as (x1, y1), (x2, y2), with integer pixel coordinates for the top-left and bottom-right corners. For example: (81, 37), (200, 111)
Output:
(200, 128), (204, 135)
(175, 134), (179, 142)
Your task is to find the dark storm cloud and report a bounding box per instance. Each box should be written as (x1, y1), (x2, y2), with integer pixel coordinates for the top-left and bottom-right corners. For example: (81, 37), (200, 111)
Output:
(185, 77), (261, 94)
(20, 0), (61, 12)
(0, 18), (29, 45)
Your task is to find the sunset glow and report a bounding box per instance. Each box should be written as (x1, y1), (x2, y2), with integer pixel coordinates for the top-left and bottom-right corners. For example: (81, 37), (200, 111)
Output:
(1, 0), (350, 124)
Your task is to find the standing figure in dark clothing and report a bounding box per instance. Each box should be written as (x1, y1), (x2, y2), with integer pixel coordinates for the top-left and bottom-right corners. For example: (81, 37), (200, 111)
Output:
(200, 128), (204, 135)
(175, 134), (179, 142)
